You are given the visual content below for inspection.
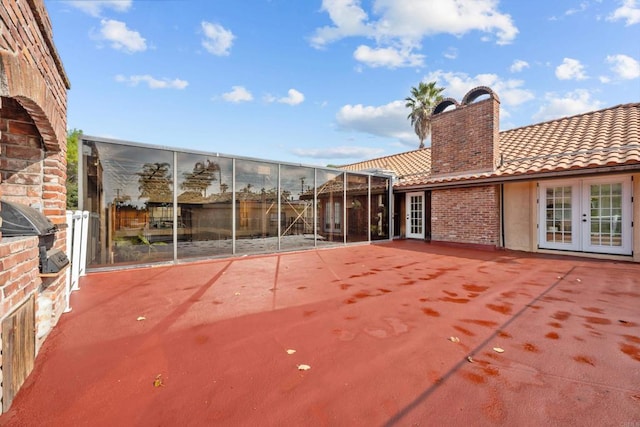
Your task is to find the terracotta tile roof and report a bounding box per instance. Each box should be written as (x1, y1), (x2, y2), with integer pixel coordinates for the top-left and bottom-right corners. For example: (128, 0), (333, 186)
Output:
(340, 148), (431, 177)
(341, 103), (640, 188)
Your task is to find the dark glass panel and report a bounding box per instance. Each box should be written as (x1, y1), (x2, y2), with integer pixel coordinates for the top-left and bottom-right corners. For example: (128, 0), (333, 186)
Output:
(370, 176), (390, 240)
(234, 159), (278, 254)
(176, 153), (233, 259)
(83, 141), (174, 267)
(315, 170), (344, 245)
(280, 165), (315, 251)
(346, 173), (369, 243)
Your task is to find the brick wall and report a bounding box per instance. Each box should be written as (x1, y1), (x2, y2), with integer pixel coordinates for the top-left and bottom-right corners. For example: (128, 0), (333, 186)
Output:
(431, 186), (500, 246)
(0, 0), (70, 149)
(426, 88), (501, 248)
(0, 97), (44, 205)
(0, 0), (69, 412)
(0, 237), (40, 315)
(431, 92), (500, 176)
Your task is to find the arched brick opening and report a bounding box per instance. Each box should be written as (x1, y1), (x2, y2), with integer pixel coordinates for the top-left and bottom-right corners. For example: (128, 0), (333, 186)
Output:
(433, 98), (459, 115)
(461, 86), (499, 105)
(0, 96), (47, 206)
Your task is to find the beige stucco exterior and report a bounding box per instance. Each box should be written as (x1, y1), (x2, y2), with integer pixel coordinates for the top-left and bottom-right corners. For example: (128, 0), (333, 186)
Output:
(503, 181), (535, 252)
(503, 173), (639, 262)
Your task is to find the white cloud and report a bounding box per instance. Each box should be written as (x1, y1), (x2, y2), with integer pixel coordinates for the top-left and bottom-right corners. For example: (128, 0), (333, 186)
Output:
(66, 0), (131, 17)
(311, 0), (517, 69)
(312, 0), (518, 47)
(291, 146), (384, 160)
(201, 22), (235, 56)
(310, 0), (374, 48)
(336, 100), (415, 145)
(565, 2), (589, 16)
(221, 86), (253, 103)
(115, 75), (188, 89)
(607, 0), (640, 25)
(353, 45), (424, 68)
(533, 90), (603, 122)
(99, 19), (146, 53)
(422, 70), (535, 106)
(510, 59), (529, 73)
(606, 54), (640, 79)
(555, 58), (587, 80)
(443, 47), (458, 60)
(276, 89), (305, 106)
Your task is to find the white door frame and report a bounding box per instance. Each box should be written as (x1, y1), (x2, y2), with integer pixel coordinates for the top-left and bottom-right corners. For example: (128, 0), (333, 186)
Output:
(581, 176), (632, 255)
(406, 191), (424, 239)
(538, 176), (632, 255)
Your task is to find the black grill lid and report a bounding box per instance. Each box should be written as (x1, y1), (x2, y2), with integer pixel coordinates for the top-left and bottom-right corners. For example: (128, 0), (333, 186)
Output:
(0, 200), (57, 237)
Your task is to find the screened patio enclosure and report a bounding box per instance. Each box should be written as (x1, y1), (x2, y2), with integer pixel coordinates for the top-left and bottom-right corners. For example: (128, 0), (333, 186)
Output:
(79, 136), (392, 269)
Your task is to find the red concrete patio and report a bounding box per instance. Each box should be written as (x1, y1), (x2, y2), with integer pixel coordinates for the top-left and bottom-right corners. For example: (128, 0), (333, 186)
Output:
(1, 240), (639, 426)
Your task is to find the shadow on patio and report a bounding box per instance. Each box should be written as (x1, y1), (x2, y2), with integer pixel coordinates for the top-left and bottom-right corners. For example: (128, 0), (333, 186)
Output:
(2, 240), (639, 426)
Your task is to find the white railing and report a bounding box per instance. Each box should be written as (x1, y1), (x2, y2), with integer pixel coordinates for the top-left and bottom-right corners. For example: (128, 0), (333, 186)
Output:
(64, 210), (89, 313)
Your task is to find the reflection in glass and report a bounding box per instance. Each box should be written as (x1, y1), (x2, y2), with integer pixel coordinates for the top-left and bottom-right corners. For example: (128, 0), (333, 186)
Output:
(545, 186), (572, 244)
(370, 176), (390, 240)
(81, 138), (392, 269)
(589, 183), (623, 247)
(176, 153), (233, 259)
(234, 160), (279, 255)
(280, 165), (315, 251)
(316, 170), (344, 245)
(346, 173), (368, 243)
(83, 141), (174, 267)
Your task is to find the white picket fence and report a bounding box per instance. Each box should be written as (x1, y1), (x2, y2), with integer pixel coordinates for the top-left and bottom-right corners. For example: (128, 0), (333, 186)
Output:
(64, 210), (89, 313)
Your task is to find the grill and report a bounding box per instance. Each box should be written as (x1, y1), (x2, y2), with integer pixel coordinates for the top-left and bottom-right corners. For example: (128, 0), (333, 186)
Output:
(0, 200), (70, 274)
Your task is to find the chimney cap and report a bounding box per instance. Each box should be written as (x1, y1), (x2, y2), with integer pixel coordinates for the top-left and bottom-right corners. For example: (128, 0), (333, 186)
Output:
(462, 86), (499, 105)
(433, 98), (459, 115)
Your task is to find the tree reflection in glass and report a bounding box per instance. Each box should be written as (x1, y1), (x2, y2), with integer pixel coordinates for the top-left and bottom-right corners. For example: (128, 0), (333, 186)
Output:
(176, 154), (233, 259)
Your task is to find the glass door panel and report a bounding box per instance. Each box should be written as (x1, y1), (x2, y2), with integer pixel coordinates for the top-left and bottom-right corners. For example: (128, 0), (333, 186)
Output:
(583, 179), (631, 255)
(539, 182), (579, 251)
(544, 186), (573, 245)
(406, 192), (424, 239)
(539, 177), (631, 255)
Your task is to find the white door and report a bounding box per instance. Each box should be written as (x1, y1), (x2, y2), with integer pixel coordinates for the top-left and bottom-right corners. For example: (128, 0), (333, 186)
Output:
(539, 176), (632, 255)
(582, 177), (632, 255)
(406, 192), (424, 239)
(540, 183), (580, 251)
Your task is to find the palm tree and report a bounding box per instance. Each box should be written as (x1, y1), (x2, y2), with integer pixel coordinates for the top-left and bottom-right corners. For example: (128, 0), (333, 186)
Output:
(181, 160), (219, 198)
(137, 162), (172, 200)
(405, 81), (445, 149)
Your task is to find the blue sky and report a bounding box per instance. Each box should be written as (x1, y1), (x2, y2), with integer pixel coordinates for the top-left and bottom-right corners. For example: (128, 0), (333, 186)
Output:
(46, 0), (640, 166)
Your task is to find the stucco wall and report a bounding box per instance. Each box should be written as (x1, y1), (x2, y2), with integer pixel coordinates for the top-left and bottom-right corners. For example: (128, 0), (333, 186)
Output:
(503, 181), (535, 252)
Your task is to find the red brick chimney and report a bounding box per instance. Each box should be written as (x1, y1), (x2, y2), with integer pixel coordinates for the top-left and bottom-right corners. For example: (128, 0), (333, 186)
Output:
(430, 86), (500, 176)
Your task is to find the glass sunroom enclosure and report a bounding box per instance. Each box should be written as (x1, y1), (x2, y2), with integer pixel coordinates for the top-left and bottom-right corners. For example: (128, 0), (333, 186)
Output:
(79, 136), (392, 269)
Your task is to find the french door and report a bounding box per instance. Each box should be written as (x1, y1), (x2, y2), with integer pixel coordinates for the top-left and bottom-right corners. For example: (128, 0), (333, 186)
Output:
(539, 176), (632, 255)
(406, 192), (424, 239)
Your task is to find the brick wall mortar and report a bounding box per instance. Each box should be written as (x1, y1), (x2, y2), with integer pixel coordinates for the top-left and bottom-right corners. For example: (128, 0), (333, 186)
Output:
(431, 97), (500, 176)
(0, 237), (41, 307)
(432, 186), (500, 246)
(0, 1), (69, 412)
(0, 0), (69, 147)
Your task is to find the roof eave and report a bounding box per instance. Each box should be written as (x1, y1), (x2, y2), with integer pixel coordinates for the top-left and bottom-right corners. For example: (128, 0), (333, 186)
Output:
(393, 163), (640, 191)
